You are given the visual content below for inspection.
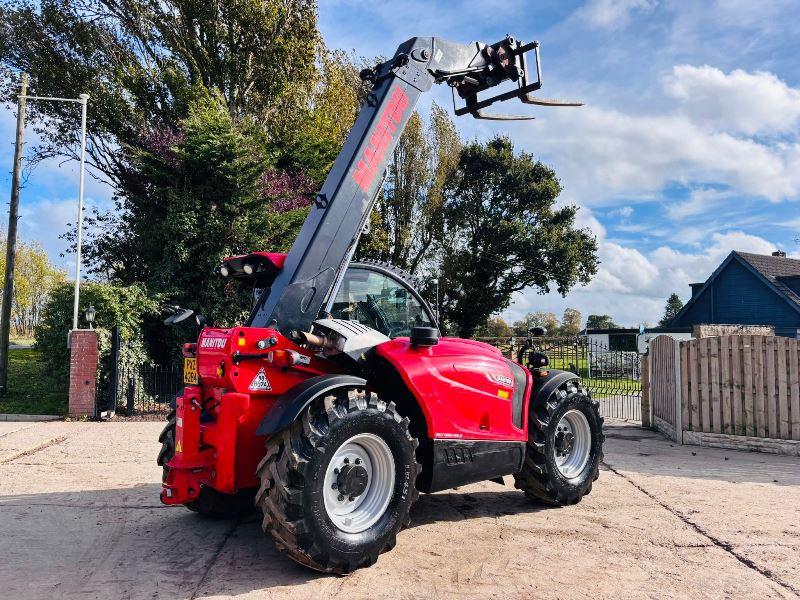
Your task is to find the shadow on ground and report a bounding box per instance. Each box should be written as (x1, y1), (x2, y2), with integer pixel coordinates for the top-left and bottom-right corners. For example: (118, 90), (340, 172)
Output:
(0, 482), (549, 599)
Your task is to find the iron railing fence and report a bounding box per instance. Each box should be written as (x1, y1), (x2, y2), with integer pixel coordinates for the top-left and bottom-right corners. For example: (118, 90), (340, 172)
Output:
(97, 362), (181, 418)
(475, 336), (642, 421)
(96, 334), (641, 421)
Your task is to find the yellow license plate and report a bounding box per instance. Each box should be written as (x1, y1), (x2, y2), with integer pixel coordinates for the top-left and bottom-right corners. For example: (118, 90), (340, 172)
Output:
(183, 357), (198, 385)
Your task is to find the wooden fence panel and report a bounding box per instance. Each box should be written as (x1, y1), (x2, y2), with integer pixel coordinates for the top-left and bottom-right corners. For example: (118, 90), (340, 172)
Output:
(743, 336), (755, 436)
(766, 336), (777, 439)
(689, 340), (701, 431)
(720, 336), (731, 434)
(700, 338), (710, 433)
(710, 337), (721, 433)
(791, 341), (800, 441)
(754, 336), (765, 438)
(730, 336), (743, 435)
(778, 338), (789, 439)
(660, 335), (800, 442)
(681, 341), (690, 430)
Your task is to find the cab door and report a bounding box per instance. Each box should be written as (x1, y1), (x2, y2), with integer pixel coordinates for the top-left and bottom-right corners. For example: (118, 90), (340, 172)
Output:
(329, 262), (437, 338)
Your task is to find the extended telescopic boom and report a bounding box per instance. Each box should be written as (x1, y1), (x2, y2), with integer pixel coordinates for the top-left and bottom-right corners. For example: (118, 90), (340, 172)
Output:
(248, 35), (579, 335)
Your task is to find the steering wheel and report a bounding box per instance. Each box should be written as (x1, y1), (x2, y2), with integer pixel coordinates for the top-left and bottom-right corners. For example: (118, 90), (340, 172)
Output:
(358, 295), (394, 336)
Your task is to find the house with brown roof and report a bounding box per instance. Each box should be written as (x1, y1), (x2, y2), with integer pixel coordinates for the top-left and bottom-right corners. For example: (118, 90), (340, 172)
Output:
(670, 251), (800, 338)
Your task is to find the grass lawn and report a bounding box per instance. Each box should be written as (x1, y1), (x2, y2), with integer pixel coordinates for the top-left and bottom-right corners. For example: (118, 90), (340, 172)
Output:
(0, 349), (67, 415)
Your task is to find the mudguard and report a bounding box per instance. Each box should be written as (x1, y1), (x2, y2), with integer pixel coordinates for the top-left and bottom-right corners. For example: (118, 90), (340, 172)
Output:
(256, 374), (367, 435)
(531, 368), (581, 406)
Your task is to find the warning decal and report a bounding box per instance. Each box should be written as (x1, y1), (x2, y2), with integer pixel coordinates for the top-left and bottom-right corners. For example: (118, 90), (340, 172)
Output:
(249, 367), (272, 392)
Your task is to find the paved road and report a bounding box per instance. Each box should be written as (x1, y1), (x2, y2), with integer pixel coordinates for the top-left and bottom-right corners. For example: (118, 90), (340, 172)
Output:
(0, 419), (798, 599)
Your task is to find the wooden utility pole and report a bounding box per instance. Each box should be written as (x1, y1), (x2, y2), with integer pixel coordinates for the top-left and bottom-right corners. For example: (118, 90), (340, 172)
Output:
(0, 73), (28, 393)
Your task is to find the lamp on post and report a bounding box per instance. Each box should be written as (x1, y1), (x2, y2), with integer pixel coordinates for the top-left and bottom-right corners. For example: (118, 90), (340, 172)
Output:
(84, 305), (96, 329)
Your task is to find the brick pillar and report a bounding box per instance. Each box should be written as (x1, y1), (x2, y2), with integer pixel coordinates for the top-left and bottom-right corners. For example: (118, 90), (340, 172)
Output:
(69, 330), (99, 417)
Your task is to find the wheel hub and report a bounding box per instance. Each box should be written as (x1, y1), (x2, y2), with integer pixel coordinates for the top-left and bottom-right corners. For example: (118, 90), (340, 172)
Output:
(555, 429), (575, 456)
(336, 463), (369, 498)
(323, 433), (396, 534)
(553, 409), (592, 480)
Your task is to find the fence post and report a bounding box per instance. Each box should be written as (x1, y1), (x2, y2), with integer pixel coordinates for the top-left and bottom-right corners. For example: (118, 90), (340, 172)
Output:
(106, 326), (120, 418)
(673, 339), (683, 444)
(640, 350), (651, 428)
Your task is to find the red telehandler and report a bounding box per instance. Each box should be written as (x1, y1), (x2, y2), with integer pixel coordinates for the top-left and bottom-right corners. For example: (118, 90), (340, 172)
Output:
(159, 35), (603, 573)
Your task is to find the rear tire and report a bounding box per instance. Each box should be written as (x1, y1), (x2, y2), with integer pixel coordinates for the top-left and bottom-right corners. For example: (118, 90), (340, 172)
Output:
(255, 388), (420, 573)
(514, 381), (604, 505)
(157, 410), (256, 518)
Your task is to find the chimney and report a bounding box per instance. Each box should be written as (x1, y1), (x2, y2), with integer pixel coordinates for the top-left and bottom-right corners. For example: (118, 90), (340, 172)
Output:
(772, 250), (787, 258)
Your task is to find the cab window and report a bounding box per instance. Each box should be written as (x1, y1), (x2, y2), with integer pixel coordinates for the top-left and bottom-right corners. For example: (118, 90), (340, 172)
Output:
(331, 267), (434, 338)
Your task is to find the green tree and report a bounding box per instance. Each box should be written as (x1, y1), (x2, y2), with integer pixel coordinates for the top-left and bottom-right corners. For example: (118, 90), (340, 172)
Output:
(358, 103), (461, 273)
(0, 235), (65, 337)
(278, 49), (374, 184)
(475, 316), (513, 337)
(0, 0), (320, 185)
(659, 293), (684, 326)
(35, 281), (159, 387)
(69, 93), (316, 357)
(559, 308), (582, 337)
(511, 311), (560, 336)
(586, 314), (618, 329)
(439, 137), (598, 337)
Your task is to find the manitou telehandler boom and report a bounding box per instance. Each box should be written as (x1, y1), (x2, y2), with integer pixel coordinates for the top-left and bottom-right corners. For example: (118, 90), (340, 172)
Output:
(159, 35), (603, 574)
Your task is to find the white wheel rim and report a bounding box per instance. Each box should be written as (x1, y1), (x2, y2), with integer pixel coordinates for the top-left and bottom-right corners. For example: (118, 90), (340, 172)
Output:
(554, 409), (592, 479)
(323, 433), (395, 534)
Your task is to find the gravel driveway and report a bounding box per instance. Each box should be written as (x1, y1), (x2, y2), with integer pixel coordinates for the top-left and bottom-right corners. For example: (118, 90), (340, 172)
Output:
(0, 419), (798, 599)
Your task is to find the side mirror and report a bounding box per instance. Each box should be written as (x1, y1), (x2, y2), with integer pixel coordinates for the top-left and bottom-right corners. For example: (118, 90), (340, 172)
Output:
(411, 326), (439, 347)
(195, 314), (207, 327)
(529, 327), (546, 337)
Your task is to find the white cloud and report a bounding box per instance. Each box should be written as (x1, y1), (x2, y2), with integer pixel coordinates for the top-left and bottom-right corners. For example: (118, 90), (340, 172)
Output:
(616, 205), (634, 218)
(533, 102), (800, 203)
(503, 230), (781, 326)
(577, 0), (657, 29)
(665, 65), (800, 135)
(664, 187), (730, 220)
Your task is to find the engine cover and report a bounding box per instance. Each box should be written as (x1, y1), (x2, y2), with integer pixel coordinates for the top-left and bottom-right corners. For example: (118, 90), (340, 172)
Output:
(312, 318), (391, 362)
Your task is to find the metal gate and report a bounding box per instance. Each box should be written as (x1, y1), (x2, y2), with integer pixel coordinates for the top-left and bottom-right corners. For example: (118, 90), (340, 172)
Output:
(95, 329), (181, 418)
(481, 336), (642, 422)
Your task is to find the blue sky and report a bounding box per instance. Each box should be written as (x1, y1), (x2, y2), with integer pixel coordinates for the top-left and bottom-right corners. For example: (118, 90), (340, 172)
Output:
(3, 0), (800, 327)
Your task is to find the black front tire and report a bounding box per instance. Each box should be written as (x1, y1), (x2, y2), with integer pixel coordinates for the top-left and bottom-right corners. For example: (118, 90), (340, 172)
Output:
(255, 388), (420, 573)
(514, 381), (604, 505)
(157, 410), (256, 518)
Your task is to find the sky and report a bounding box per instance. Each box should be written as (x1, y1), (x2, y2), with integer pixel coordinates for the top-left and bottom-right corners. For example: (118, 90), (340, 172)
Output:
(3, 0), (800, 328)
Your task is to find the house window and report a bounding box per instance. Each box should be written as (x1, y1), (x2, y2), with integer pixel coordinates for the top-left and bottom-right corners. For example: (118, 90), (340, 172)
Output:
(608, 333), (637, 352)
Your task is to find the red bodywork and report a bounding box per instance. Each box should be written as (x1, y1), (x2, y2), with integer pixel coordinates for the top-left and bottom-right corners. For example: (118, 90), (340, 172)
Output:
(162, 329), (532, 506)
(163, 282), (532, 507)
(162, 327), (339, 504)
(376, 338), (529, 441)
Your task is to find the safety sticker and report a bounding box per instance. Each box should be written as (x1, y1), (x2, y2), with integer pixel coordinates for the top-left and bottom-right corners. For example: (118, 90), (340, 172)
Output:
(249, 367), (272, 391)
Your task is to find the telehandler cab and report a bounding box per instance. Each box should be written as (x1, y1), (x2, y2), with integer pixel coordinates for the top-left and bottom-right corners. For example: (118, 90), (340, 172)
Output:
(159, 34), (604, 573)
